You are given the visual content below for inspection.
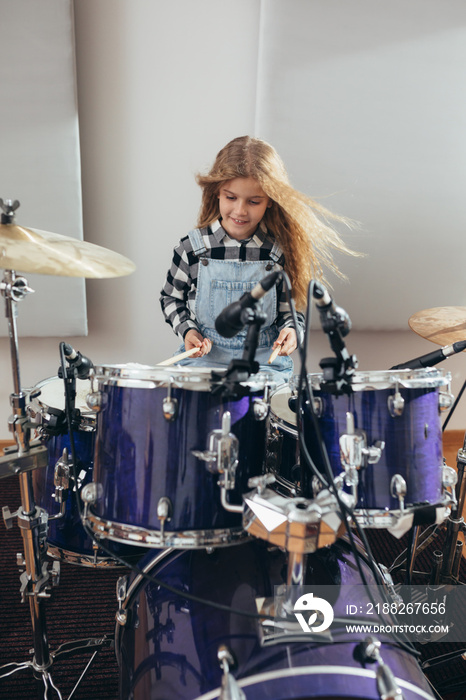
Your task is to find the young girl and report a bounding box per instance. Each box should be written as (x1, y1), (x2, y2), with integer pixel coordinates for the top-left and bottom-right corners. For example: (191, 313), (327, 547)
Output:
(160, 136), (355, 382)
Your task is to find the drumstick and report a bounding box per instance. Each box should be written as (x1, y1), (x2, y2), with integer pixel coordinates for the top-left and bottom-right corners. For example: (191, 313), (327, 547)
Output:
(158, 347), (200, 366)
(268, 343), (283, 364)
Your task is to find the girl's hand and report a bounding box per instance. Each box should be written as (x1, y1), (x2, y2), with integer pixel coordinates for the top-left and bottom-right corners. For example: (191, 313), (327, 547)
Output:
(273, 327), (297, 356)
(184, 329), (212, 357)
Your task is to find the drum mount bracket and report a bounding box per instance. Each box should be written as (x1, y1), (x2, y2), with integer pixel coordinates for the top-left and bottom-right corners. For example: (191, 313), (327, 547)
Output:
(192, 411), (242, 514)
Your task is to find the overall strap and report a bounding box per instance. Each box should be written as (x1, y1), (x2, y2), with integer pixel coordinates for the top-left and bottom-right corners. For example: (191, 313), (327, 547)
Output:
(268, 240), (283, 266)
(187, 229), (208, 258)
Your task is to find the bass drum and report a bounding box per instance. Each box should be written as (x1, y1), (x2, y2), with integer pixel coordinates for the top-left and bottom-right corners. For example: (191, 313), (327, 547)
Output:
(116, 539), (434, 700)
(29, 376), (142, 567)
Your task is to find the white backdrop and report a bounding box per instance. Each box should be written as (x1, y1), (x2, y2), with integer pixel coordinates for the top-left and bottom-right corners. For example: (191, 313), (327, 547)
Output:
(0, 0), (465, 438)
(0, 0), (87, 336)
(256, 0), (466, 330)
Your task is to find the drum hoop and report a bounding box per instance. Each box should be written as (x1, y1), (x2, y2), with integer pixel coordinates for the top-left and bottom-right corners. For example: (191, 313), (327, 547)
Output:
(268, 412), (297, 435)
(28, 375), (96, 424)
(297, 367), (451, 391)
(93, 363), (277, 392)
(84, 510), (249, 549)
(46, 543), (125, 569)
(195, 666), (434, 700)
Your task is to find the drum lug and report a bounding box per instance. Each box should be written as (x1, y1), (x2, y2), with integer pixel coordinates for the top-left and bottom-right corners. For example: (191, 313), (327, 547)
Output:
(439, 387), (454, 411)
(53, 448), (71, 504)
(388, 387), (405, 417)
(116, 575), (129, 626)
(86, 390), (103, 412)
(157, 496), (172, 536)
(252, 397), (269, 421)
(217, 645), (246, 700)
(390, 474), (407, 513)
(81, 481), (103, 505)
(313, 396), (323, 417)
(359, 637), (403, 700)
(163, 396), (178, 421)
(163, 384), (179, 421)
(442, 464), (457, 506)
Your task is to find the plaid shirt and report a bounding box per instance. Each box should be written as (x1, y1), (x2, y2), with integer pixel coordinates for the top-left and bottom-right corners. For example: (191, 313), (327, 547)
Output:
(160, 219), (304, 340)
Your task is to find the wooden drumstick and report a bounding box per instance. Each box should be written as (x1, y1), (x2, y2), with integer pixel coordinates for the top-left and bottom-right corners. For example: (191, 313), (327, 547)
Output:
(268, 343), (283, 364)
(158, 347), (200, 366)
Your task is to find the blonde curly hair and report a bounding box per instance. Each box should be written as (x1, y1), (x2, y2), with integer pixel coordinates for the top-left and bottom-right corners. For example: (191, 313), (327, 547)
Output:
(196, 135), (358, 311)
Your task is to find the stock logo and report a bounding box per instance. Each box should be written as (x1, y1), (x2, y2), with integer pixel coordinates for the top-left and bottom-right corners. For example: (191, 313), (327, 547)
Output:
(293, 592), (334, 633)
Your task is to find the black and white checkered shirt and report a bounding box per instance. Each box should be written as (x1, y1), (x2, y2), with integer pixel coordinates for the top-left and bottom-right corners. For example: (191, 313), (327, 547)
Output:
(160, 219), (304, 340)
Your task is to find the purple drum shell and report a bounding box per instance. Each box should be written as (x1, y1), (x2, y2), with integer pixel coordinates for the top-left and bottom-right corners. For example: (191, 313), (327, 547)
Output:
(302, 383), (444, 512)
(32, 430), (140, 566)
(91, 382), (267, 539)
(116, 539), (434, 700)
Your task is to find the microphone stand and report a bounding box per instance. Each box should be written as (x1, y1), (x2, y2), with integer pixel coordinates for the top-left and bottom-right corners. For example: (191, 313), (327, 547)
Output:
(316, 295), (357, 396)
(212, 308), (266, 395)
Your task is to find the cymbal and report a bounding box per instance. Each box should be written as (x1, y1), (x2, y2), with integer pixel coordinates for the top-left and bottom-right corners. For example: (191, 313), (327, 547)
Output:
(0, 223), (136, 278)
(409, 306), (466, 346)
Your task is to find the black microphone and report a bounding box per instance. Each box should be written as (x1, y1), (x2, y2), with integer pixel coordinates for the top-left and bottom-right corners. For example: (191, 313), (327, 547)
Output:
(63, 343), (94, 379)
(215, 271), (282, 338)
(390, 340), (466, 370)
(312, 281), (351, 337)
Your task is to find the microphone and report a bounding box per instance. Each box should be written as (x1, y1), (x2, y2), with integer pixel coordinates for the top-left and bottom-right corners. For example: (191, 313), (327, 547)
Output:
(63, 343), (94, 379)
(390, 340), (466, 370)
(215, 270), (281, 338)
(312, 281), (351, 337)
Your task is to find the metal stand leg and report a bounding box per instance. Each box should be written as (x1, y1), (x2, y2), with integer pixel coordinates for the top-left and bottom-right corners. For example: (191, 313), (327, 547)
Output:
(441, 435), (466, 582)
(0, 269), (116, 697)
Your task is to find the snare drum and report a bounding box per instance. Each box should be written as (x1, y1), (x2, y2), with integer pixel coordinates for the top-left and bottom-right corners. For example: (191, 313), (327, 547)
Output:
(30, 376), (141, 567)
(265, 383), (300, 496)
(116, 538), (434, 700)
(83, 365), (274, 549)
(300, 368), (452, 528)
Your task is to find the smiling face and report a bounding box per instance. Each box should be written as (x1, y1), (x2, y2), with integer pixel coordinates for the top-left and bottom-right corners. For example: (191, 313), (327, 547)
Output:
(217, 177), (271, 240)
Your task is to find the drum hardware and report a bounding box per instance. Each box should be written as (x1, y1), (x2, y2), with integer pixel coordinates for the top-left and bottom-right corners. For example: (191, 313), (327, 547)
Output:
(218, 645), (246, 700)
(311, 279), (358, 396)
(157, 496), (172, 537)
(243, 478), (344, 554)
(360, 637), (403, 700)
(340, 411), (385, 478)
(390, 475), (407, 515)
(49, 448), (71, 517)
(116, 576), (129, 626)
(162, 382), (179, 421)
(252, 397), (269, 420)
(388, 385), (405, 417)
(0, 199), (137, 694)
(192, 411), (243, 514)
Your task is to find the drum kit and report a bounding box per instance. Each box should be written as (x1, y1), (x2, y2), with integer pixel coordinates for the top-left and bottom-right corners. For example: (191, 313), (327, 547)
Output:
(0, 197), (465, 699)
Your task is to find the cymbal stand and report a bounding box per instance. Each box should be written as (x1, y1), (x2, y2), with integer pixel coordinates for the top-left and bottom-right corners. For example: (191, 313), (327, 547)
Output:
(0, 269), (112, 698)
(441, 433), (466, 582)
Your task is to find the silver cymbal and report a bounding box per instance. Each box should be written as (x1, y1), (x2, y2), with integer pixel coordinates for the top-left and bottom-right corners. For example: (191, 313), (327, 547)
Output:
(409, 306), (466, 346)
(0, 223), (136, 278)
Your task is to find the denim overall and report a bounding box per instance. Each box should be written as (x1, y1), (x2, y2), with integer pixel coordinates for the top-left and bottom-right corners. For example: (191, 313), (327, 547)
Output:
(176, 229), (293, 384)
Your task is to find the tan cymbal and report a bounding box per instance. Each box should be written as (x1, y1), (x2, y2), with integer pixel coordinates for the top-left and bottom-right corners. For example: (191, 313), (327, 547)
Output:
(0, 223), (136, 278)
(409, 306), (466, 346)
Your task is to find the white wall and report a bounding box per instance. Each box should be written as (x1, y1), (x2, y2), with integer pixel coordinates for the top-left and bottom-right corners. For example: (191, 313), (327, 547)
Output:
(0, 0), (465, 439)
